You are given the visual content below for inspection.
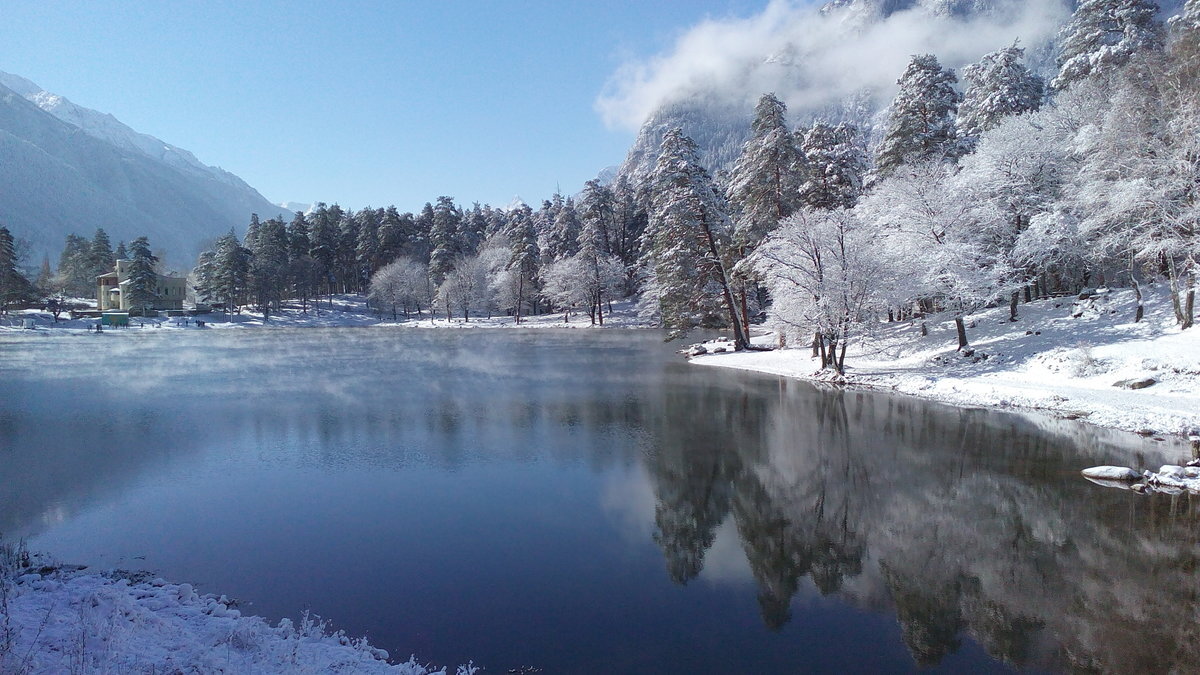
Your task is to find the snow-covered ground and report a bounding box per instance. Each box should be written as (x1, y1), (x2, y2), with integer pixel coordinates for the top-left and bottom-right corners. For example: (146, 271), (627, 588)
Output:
(0, 545), (475, 674)
(0, 295), (651, 333)
(693, 286), (1200, 437)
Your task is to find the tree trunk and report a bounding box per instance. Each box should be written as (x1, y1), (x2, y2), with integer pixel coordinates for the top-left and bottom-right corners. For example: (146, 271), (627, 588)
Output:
(812, 332), (821, 357)
(955, 316), (969, 349)
(837, 335), (849, 375)
(1185, 272), (1195, 330)
(697, 218), (747, 349)
(1009, 291), (1019, 322)
(1132, 276), (1144, 323)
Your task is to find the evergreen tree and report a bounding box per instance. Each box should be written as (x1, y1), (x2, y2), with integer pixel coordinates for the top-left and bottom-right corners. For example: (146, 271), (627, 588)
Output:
(286, 212), (319, 314)
(307, 203), (339, 302)
(727, 93), (803, 251)
(249, 217), (289, 319)
(114, 241), (128, 260)
(428, 196), (462, 285)
(57, 234), (93, 297)
(35, 255), (53, 292)
(1053, 0), (1165, 90)
(211, 230), (250, 316)
(544, 197), (581, 261)
(88, 228), (115, 278)
(798, 121), (868, 210)
(0, 226), (33, 314)
(876, 54), (960, 175)
(460, 203), (488, 256)
(956, 45), (1045, 149)
(355, 207), (382, 288)
(124, 236), (159, 314)
(505, 204), (540, 323)
(642, 129), (747, 346)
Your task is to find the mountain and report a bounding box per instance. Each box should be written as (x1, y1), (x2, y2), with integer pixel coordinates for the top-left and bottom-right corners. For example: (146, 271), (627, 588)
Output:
(613, 0), (1187, 188)
(0, 71), (282, 268)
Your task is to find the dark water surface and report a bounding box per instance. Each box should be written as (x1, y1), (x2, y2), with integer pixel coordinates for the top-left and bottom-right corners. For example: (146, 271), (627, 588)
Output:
(1, 328), (1196, 673)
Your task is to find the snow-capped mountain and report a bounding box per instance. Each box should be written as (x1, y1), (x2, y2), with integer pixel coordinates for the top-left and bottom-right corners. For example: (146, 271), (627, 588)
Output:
(612, 0), (1186, 188)
(0, 71), (282, 266)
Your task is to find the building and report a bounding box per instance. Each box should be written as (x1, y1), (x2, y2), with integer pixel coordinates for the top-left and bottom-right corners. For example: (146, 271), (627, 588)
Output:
(97, 260), (188, 311)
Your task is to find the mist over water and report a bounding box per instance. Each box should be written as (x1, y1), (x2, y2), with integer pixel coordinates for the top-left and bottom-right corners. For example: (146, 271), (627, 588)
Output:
(1, 328), (1194, 672)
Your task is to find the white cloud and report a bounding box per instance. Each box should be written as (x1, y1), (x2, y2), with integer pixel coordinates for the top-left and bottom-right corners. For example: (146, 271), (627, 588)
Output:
(596, 0), (1072, 130)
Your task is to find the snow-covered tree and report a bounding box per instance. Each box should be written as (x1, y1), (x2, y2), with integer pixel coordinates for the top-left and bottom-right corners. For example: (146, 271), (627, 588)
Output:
(752, 208), (884, 373)
(727, 93), (803, 251)
(543, 197), (581, 262)
(876, 54), (960, 175)
(956, 45), (1045, 150)
(798, 121), (869, 210)
(858, 161), (1014, 348)
(505, 204), (540, 323)
(438, 253), (490, 321)
(642, 128), (747, 346)
(88, 228), (115, 279)
(1053, 0), (1164, 90)
(369, 256), (428, 320)
(428, 196), (461, 286)
(207, 230), (250, 316)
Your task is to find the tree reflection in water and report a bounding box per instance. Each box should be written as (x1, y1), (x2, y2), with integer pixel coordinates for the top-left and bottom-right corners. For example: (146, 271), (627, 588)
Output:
(644, 369), (1200, 672)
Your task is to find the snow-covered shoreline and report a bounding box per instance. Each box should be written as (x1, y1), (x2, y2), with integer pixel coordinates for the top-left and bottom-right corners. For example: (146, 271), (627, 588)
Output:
(692, 287), (1200, 439)
(0, 296), (652, 334)
(0, 547), (476, 674)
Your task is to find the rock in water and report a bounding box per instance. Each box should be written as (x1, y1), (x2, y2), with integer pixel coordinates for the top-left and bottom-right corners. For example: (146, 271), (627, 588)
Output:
(1081, 466), (1141, 481)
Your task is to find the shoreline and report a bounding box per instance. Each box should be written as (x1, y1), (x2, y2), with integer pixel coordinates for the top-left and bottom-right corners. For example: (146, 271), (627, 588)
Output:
(689, 289), (1200, 441)
(0, 548), (476, 674)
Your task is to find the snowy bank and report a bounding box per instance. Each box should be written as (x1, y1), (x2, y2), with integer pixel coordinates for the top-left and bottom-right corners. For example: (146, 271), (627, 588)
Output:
(0, 546), (476, 674)
(0, 295), (651, 334)
(692, 287), (1200, 437)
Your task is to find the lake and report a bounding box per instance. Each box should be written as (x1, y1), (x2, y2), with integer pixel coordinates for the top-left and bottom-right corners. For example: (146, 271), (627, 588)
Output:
(1, 327), (1196, 673)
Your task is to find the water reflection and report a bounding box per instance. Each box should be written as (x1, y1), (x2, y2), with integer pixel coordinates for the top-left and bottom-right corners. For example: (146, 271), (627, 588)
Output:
(639, 372), (1199, 672)
(1, 329), (1196, 672)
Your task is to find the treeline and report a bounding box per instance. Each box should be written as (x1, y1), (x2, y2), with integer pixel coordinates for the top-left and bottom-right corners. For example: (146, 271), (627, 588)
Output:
(193, 187), (647, 323)
(636, 0), (1200, 373)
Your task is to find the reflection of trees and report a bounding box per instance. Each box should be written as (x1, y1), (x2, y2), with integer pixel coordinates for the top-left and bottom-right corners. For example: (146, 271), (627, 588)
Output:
(642, 367), (1200, 671)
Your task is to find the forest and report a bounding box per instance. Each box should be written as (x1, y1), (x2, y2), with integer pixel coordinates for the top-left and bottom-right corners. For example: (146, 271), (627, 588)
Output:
(11, 0), (1198, 373)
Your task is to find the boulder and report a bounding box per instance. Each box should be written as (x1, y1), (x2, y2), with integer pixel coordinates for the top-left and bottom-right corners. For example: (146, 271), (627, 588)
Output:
(1081, 466), (1141, 481)
(1113, 377), (1156, 390)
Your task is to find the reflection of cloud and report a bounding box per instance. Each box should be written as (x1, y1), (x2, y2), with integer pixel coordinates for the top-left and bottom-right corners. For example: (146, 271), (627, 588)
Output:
(596, 0), (1072, 129)
(698, 518), (754, 586)
(600, 462), (658, 543)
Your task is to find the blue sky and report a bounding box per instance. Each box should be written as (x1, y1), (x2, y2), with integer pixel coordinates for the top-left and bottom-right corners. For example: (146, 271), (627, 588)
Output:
(1, 0), (777, 213)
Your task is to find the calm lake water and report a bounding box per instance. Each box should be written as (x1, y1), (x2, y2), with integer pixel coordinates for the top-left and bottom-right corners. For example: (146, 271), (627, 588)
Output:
(1, 327), (1197, 673)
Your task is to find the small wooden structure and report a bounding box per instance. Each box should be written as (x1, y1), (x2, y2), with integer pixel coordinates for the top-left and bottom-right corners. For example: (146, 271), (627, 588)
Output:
(101, 312), (130, 327)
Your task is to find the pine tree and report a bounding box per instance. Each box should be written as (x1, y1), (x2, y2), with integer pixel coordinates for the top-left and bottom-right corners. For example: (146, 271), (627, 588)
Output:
(114, 241), (128, 260)
(428, 196), (462, 286)
(876, 54), (960, 175)
(57, 234), (92, 297)
(0, 226), (33, 314)
(799, 121), (869, 210)
(248, 217), (289, 319)
(211, 230), (250, 316)
(1053, 0), (1164, 90)
(35, 255), (53, 292)
(642, 129), (746, 346)
(355, 208), (382, 288)
(544, 197), (581, 261)
(124, 236), (159, 314)
(727, 93), (803, 251)
(307, 203), (339, 302)
(505, 204), (540, 323)
(88, 228), (115, 278)
(957, 45), (1045, 150)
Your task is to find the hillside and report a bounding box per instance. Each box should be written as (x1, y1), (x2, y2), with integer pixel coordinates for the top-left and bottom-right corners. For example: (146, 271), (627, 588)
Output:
(0, 72), (282, 267)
